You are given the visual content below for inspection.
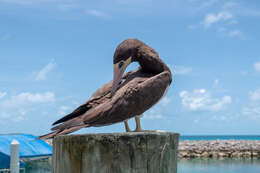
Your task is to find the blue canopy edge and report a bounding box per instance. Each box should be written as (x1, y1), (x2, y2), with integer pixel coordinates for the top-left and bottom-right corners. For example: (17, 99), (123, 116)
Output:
(0, 134), (52, 169)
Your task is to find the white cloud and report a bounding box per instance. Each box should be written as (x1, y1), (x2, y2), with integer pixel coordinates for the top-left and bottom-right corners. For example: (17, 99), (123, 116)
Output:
(240, 61), (260, 76)
(212, 79), (228, 93)
(0, 91), (55, 121)
(202, 11), (233, 28)
(222, 1), (260, 17)
(193, 4), (245, 39)
(254, 62), (260, 73)
(58, 105), (72, 115)
(2, 92), (55, 107)
(211, 114), (237, 122)
(249, 88), (260, 101)
(189, 1), (259, 39)
(57, 3), (79, 12)
(143, 113), (163, 120)
(214, 79), (219, 86)
(144, 109), (164, 120)
(242, 106), (260, 120)
(143, 96), (171, 119)
(13, 115), (25, 122)
(242, 88), (260, 120)
(13, 92), (54, 103)
(35, 60), (56, 81)
(228, 29), (242, 37)
(160, 97), (171, 107)
(0, 92), (7, 99)
(218, 28), (243, 38)
(179, 89), (232, 111)
(87, 10), (109, 18)
(173, 65), (192, 75)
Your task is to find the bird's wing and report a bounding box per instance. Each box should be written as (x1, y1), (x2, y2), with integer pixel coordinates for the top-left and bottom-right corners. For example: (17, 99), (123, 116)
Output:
(83, 70), (172, 126)
(49, 71), (147, 132)
(52, 80), (113, 125)
(50, 71), (140, 130)
(51, 69), (140, 126)
(40, 70), (171, 139)
(40, 81), (113, 139)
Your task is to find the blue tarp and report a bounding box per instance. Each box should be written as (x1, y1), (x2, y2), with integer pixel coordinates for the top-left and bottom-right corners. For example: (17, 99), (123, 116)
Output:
(0, 134), (52, 169)
(0, 152), (12, 169)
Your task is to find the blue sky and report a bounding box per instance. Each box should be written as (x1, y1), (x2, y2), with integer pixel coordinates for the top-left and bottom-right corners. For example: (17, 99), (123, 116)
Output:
(0, 0), (260, 135)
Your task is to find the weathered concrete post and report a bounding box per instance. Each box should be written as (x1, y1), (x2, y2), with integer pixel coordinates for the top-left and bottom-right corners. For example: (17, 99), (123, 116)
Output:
(10, 140), (20, 173)
(53, 132), (179, 173)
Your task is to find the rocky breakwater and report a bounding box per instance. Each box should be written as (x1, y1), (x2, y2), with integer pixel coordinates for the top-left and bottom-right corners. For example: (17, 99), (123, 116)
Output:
(179, 140), (260, 158)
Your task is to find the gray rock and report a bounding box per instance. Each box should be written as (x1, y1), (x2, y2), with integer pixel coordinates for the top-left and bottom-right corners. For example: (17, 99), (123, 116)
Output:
(178, 140), (260, 158)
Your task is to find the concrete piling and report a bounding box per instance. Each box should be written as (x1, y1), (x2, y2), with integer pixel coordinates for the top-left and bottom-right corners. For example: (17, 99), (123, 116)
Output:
(53, 132), (179, 173)
(10, 140), (20, 173)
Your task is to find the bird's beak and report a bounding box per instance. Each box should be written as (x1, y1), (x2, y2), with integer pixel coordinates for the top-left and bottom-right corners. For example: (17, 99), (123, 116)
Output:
(112, 57), (132, 95)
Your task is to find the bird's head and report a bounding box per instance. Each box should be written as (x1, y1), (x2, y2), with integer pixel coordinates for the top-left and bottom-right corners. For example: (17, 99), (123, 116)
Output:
(112, 38), (142, 95)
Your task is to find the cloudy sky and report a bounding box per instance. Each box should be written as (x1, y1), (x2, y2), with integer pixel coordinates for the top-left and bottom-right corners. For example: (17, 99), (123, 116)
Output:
(0, 0), (260, 135)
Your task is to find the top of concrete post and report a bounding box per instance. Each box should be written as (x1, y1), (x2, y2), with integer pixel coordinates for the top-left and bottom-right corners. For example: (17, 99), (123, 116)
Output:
(55, 131), (179, 139)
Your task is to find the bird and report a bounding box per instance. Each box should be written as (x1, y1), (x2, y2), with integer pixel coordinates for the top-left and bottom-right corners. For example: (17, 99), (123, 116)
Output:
(40, 38), (172, 139)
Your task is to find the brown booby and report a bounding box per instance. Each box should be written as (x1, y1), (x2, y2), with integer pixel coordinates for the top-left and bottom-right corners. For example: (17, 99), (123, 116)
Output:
(40, 38), (172, 139)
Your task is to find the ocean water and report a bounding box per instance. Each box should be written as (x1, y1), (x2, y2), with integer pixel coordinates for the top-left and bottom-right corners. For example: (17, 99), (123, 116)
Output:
(25, 158), (260, 173)
(180, 135), (260, 140)
(178, 158), (260, 173)
(20, 135), (260, 172)
(25, 158), (51, 173)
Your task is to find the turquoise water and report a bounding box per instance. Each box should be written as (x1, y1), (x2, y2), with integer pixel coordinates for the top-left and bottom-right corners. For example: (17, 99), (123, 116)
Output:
(18, 136), (260, 172)
(24, 158), (51, 173)
(23, 158), (260, 173)
(178, 158), (260, 173)
(180, 135), (260, 140)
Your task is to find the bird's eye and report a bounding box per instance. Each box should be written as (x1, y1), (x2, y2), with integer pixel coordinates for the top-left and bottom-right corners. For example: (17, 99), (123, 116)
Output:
(119, 61), (124, 68)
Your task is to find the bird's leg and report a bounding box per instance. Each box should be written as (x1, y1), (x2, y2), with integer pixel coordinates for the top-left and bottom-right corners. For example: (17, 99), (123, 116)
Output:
(124, 120), (131, 132)
(134, 116), (143, 132)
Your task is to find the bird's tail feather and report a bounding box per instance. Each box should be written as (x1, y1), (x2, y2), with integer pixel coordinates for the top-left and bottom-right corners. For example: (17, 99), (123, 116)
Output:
(51, 118), (84, 131)
(56, 124), (88, 136)
(39, 124), (89, 140)
(38, 131), (60, 140)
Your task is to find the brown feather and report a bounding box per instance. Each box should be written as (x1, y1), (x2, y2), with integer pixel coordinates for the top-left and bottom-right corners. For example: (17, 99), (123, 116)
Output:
(38, 131), (60, 140)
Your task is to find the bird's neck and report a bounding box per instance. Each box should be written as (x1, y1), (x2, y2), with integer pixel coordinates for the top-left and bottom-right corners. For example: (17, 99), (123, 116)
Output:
(136, 45), (171, 74)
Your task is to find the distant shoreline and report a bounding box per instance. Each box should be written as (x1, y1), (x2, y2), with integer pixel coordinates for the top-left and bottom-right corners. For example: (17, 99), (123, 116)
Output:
(180, 135), (260, 141)
(179, 140), (260, 158)
(45, 137), (260, 158)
